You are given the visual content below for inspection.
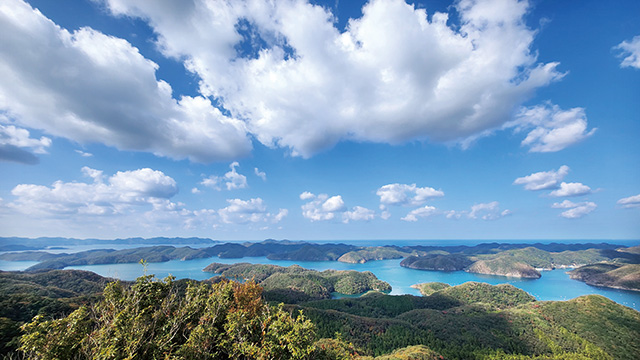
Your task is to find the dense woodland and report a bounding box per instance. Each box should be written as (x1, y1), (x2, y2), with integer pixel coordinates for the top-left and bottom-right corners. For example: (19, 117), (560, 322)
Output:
(203, 263), (391, 302)
(1, 267), (640, 359)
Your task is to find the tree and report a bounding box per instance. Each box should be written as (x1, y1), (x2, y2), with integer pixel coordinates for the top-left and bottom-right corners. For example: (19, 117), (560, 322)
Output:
(20, 275), (317, 360)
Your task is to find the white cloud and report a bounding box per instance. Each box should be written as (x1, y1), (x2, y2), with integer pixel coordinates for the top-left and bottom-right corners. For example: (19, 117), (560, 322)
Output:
(74, 149), (93, 157)
(8, 167), (178, 217)
(514, 165), (569, 191)
(377, 183), (444, 206)
(614, 35), (640, 69)
(201, 162), (248, 191)
(0, 0), (251, 163)
(254, 167), (267, 181)
(300, 192), (346, 221)
(273, 208), (289, 223)
(507, 103), (596, 152)
(299, 191), (315, 200)
(401, 205), (437, 222)
(343, 206), (375, 223)
(445, 210), (463, 219)
(100, 0), (564, 157)
(379, 205), (391, 220)
(0, 124), (51, 164)
(551, 200), (596, 219)
(322, 195), (345, 212)
(0, 166), (291, 235)
(218, 198), (286, 224)
(468, 201), (511, 220)
(191, 187), (201, 194)
(617, 194), (640, 208)
(549, 182), (591, 197)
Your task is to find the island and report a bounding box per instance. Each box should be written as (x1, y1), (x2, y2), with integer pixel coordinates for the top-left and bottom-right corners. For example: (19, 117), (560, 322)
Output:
(2, 238), (640, 287)
(568, 263), (640, 292)
(398, 245), (640, 279)
(203, 262), (391, 302)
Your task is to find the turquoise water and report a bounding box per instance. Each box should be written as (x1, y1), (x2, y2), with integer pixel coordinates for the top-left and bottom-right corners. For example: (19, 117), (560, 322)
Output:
(53, 256), (640, 311)
(0, 260), (39, 271)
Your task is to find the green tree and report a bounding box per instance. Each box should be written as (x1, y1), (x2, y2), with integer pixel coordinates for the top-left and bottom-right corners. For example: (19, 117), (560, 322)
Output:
(19, 275), (317, 360)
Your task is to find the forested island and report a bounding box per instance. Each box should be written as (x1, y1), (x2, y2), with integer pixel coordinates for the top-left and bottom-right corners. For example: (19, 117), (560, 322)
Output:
(568, 263), (640, 292)
(203, 262), (391, 302)
(3, 238), (639, 292)
(1, 268), (640, 359)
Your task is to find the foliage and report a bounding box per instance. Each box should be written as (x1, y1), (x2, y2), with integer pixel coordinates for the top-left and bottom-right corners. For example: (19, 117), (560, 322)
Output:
(368, 345), (442, 360)
(535, 295), (640, 359)
(0, 270), (111, 355)
(298, 282), (635, 359)
(401, 254), (472, 271)
(3, 262), (640, 360)
(467, 257), (541, 279)
(204, 263), (391, 302)
(412, 282), (450, 296)
(436, 282), (536, 309)
(19, 275), (317, 360)
(338, 248), (411, 264)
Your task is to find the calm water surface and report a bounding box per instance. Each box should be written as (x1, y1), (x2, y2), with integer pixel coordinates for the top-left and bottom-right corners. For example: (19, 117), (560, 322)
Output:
(54, 256), (640, 311)
(3, 240), (639, 311)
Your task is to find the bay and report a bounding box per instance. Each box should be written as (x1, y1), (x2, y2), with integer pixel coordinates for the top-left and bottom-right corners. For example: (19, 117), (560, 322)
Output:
(61, 255), (640, 311)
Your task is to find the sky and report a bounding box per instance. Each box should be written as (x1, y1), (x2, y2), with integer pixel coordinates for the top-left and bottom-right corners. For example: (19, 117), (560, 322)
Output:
(0, 0), (639, 241)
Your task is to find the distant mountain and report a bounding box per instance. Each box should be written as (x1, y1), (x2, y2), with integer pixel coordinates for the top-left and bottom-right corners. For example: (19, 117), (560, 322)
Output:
(0, 236), (218, 250)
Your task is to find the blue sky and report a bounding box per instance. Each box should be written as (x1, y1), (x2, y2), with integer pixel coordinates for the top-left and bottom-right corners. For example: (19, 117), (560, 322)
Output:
(0, 0), (638, 241)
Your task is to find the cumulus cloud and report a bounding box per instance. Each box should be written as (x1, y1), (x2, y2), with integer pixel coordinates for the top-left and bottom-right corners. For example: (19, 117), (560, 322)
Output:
(377, 183), (444, 206)
(0, 0), (251, 163)
(343, 206), (375, 223)
(401, 205), (438, 222)
(99, 0), (564, 157)
(8, 167), (178, 216)
(1, 166), (290, 234)
(300, 192), (346, 221)
(468, 201), (511, 220)
(514, 165), (570, 191)
(0, 124), (51, 164)
(551, 200), (596, 218)
(218, 198), (287, 224)
(201, 162), (248, 191)
(549, 182), (591, 197)
(614, 35), (640, 69)
(507, 103), (596, 152)
(617, 194), (640, 208)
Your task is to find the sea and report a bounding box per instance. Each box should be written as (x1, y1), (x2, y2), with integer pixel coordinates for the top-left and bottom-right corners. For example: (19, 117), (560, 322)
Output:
(1, 239), (639, 311)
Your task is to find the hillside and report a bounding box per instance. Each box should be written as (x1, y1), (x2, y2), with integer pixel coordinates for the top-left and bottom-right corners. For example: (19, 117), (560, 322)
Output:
(411, 282), (450, 296)
(298, 283), (640, 359)
(400, 254), (472, 271)
(568, 263), (640, 291)
(2, 269), (640, 359)
(0, 270), (116, 354)
(338, 247), (411, 263)
(203, 262), (391, 301)
(466, 257), (542, 278)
